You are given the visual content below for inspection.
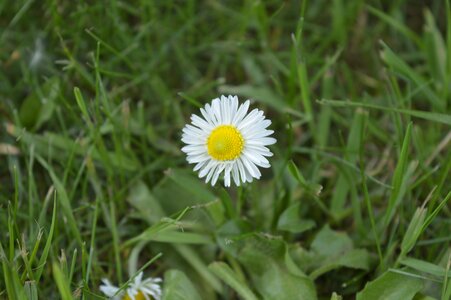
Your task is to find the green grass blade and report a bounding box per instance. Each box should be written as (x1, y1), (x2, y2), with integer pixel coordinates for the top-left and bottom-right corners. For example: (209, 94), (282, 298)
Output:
(209, 262), (259, 300)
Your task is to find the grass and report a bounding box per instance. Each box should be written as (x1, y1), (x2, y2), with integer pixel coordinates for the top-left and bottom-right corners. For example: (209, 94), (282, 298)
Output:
(0, 1), (450, 299)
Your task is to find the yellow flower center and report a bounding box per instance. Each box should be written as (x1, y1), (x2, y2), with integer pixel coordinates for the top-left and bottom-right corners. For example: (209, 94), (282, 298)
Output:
(207, 125), (244, 161)
(123, 291), (145, 300)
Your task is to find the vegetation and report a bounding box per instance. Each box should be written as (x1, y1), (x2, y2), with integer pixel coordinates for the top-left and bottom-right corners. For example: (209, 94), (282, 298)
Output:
(1, 1), (450, 299)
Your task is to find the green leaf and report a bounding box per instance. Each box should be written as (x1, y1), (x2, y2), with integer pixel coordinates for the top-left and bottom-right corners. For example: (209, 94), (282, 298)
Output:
(174, 245), (223, 293)
(356, 271), (423, 300)
(330, 292), (343, 300)
(379, 41), (442, 109)
(400, 207), (427, 256)
(218, 84), (305, 118)
(209, 262), (259, 300)
(127, 181), (166, 223)
(36, 156), (82, 247)
(401, 257), (449, 278)
(73, 87), (89, 120)
(277, 203), (315, 234)
(311, 225), (353, 257)
(309, 226), (371, 279)
(145, 230), (213, 245)
(52, 263), (74, 300)
(310, 249), (371, 280)
(162, 269), (202, 300)
(317, 99), (451, 126)
(384, 122), (413, 228)
(19, 77), (60, 130)
(225, 234), (317, 300)
(23, 280), (38, 300)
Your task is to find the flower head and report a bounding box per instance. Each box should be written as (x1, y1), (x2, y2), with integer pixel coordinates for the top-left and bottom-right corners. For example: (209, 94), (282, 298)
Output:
(181, 95), (276, 187)
(99, 272), (162, 300)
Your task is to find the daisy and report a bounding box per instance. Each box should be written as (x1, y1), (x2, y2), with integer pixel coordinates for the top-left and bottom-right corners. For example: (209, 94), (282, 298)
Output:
(181, 95), (276, 187)
(99, 272), (162, 300)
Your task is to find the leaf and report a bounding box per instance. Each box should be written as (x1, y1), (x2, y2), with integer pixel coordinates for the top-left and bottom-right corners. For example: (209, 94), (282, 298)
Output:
(209, 262), (259, 300)
(19, 77), (60, 130)
(401, 257), (449, 278)
(127, 181), (165, 223)
(400, 207), (427, 256)
(384, 123), (413, 228)
(162, 269), (202, 300)
(6, 125), (139, 172)
(146, 231), (213, 245)
(36, 156), (82, 247)
(277, 203), (315, 234)
(224, 234), (317, 300)
(309, 226), (371, 279)
(174, 245), (223, 293)
(218, 84), (305, 118)
(379, 41), (442, 109)
(330, 292), (343, 300)
(23, 281), (38, 300)
(317, 99), (451, 126)
(356, 271), (423, 300)
(311, 225), (353, 257)
(52, 263), (74, 300)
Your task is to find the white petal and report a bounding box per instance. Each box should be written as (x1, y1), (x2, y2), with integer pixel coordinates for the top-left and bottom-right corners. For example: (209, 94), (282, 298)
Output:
(211, 98), (222, 124)
(232, 100), (250, 125)
(246, 137), (277, 146)
(199, 160), (215, 178)
(200, 107), (216, 127)
(241, 156), (261, 179)
(236, 158), (247, 183)
(191, 114), (214, 131)
(211, 164), (225, 186)
(232, 164), (241, 186)
(187, 154), (210, 164)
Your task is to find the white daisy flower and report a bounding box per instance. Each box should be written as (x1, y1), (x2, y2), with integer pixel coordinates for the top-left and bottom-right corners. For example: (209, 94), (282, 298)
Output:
(99, 272), (162, 300)
(181, 95), (276, 187)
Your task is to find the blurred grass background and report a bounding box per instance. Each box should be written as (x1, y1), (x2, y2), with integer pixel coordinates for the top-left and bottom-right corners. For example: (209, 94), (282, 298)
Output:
(0, 0), (450, 299)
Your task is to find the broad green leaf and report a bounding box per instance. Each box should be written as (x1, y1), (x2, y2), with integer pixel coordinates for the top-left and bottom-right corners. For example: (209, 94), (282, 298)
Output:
(277, 203), (315, 234)
(309, 226), (371, 279)
(310, 249), (371, 280)
(162, 269), (202, 300)
(356, 271), (423, 300)
(19, 77), (59, 130)
(128, 181), (165, 223)
(224, 234), (317, 300)
(311, 225), (353, 257)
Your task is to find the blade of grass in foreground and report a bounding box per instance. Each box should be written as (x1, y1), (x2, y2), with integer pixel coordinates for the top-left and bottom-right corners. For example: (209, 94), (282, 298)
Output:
(52, 262), (74, 300)
(209, 262), (259, 300)
(317, 99), (451, 125)
(383, 122), (412, 229)
(35, 155), (82, 246)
